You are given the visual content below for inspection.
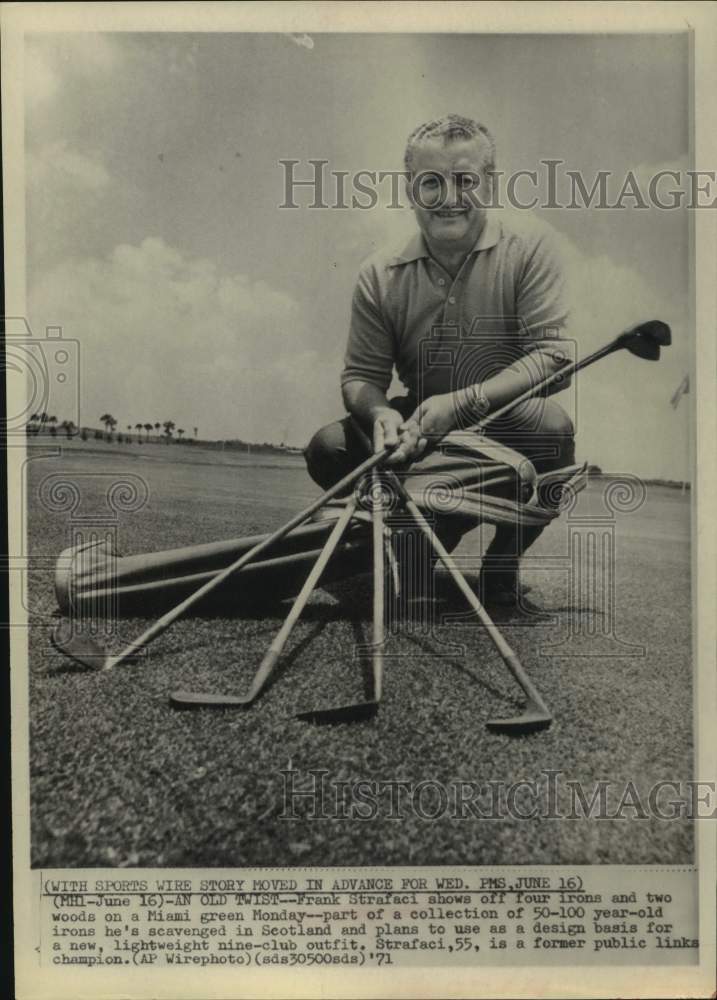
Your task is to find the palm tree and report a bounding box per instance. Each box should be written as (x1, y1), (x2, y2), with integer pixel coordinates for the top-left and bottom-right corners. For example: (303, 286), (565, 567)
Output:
(177, 428), (185, 441)
(154, 422), (161, 441)
(162, 420), (175, 443)
(134, 422), (143, 444)
(99, 413), (116, 441)
(48, 415), (58, 437)
(60, 420), (76, 440)
(144, 422), (153, 441)
(193, 426), (198, 440)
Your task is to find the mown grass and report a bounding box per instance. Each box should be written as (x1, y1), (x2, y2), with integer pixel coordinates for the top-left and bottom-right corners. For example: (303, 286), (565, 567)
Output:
(27, 447), (693, 868)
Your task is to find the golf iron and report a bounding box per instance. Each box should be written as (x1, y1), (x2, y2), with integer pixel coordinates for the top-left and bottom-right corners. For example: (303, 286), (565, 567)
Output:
(298, 433), (553, 733)
(296, 465), (390, 723)
(51, 446), (391, 671)
(50, 316), (670, 732)
(169, 497), (359, 708)
(395, 478), (553, 734)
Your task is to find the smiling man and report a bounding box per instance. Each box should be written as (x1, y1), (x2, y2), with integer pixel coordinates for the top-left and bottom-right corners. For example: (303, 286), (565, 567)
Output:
(305, 114), (576, 606)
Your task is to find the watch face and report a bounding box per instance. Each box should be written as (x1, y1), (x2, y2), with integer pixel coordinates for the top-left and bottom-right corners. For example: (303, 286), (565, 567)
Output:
(473, 385), (490, 415)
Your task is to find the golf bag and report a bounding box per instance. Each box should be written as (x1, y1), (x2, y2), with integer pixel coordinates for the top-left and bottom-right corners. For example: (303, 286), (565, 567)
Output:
(54, 431), (587, 618)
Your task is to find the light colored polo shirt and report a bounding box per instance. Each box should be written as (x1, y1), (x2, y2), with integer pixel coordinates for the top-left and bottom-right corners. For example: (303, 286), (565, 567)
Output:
(341, 211), (571, 401)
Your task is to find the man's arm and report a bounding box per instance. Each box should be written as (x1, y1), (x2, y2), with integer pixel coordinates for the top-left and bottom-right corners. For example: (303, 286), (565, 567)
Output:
(342, 380), (425, 461)
(512, 224), (574, 393)
(341, 380), (392, 432)
(341, 262), (424, 461)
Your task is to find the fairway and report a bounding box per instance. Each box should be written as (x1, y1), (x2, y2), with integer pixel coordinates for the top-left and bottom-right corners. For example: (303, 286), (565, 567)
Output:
(26, 443), (693, 868)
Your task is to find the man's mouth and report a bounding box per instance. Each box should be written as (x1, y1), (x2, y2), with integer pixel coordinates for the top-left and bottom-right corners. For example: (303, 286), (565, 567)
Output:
(435, 209), (469, 218)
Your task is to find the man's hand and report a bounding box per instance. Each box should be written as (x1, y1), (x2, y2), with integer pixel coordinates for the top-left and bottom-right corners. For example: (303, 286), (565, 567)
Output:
(409, 390), (466, 442)
(373, 408), (426, 465)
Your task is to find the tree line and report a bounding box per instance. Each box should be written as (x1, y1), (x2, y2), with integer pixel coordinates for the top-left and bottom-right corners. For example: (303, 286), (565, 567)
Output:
(26, 412), (199, 444)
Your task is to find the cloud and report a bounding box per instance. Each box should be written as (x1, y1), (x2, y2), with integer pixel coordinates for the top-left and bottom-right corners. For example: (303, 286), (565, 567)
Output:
(28, 238), (336, 446)
(26, 211), (690, 475)
(25, 34), (121, 107)
(28, 142), (111, 192)
(545, 216), (690, 479)
(631, 156), (690, 203)
(286, 33), (315, 50)
(26, 143), (114, 262)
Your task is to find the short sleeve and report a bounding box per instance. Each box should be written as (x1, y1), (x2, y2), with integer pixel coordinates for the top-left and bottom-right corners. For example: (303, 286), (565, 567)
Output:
(517, 230), (570, 339)
(516, 230), (575, 378)
(341, 263), (395, 393)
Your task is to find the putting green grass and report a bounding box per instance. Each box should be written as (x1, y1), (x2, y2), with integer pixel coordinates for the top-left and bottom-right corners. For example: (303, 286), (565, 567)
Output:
(26, 443), (693, 867)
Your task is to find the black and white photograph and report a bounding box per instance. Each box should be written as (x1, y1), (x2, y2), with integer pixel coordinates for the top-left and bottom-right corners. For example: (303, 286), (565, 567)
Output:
(5, 3), (716, 999)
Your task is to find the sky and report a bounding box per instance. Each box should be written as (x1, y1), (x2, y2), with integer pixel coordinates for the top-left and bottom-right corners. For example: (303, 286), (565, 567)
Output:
(24, 31), (691, 477)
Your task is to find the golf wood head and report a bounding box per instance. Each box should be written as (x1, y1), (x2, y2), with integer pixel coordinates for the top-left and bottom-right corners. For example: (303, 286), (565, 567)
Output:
(51, 623), (109, 670)
(486, 711), (553, 735)
(620, 320), (672, 361)
(296, 700), (379, 724)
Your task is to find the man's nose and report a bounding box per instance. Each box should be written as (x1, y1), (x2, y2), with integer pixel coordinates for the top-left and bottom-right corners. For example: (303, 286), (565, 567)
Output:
(444, 178), (462, 207)
(445, 176), (470, 208)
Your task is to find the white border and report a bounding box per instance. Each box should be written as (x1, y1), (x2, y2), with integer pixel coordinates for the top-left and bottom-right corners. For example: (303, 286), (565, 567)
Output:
(4, 4), (716, 998)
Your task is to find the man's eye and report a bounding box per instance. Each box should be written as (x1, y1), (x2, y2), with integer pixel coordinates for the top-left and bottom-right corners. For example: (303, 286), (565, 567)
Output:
(421, 175), (440, 188)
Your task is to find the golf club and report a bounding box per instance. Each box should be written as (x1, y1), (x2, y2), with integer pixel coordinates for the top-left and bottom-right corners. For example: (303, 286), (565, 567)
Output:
(52, 445), (391, 671)
(387, 468), (553, 734)
(297, 465), (388, 723)
(468, 319), (671, 434)
(168, 497), (359, 708)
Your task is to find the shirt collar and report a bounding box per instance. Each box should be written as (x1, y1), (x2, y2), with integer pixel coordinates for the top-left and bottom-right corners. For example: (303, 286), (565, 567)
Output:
(388, 213), (501, 266)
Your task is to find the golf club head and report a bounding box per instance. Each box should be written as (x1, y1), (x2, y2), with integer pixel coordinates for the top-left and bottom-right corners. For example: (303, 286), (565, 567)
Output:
(619, 320), (672, 361)
(296, 700), (379, 724)
(486, 711), (552, 735)
(169, 690), (250, 708)
(51, 622), (110, 670)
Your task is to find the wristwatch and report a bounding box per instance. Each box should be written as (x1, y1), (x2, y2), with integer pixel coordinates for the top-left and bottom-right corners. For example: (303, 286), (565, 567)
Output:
(467, 383), (491, 419)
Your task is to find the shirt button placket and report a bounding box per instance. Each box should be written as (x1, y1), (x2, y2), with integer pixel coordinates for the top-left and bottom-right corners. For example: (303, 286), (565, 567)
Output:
(445, 285), (459, 324)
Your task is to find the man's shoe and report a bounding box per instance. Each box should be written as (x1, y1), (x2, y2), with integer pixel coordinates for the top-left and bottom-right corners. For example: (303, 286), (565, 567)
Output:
(477, 571), (535, 610)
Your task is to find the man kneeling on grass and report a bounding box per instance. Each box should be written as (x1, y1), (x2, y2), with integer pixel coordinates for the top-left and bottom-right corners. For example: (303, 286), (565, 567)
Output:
(305, 114), (575, 608)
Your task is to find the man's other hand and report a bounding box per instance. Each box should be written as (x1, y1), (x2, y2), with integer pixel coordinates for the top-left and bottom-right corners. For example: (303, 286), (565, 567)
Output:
(410, 391), (464, 442)
(373, 409), (426, 465)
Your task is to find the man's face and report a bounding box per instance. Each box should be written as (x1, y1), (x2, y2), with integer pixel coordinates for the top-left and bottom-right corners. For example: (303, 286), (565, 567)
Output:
(406, 136), (492, 251)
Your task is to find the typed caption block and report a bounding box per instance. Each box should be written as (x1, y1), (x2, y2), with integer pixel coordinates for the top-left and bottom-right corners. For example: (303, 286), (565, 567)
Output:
(38, 867), (698, 970)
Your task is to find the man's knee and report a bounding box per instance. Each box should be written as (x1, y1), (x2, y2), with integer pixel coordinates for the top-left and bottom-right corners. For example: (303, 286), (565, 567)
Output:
(535, 401), (575, 469)
(488, 399), (575, 472)
(497, 398), (574, 471)
(304, 420), (350, 489)
(538, 399), (574, 438)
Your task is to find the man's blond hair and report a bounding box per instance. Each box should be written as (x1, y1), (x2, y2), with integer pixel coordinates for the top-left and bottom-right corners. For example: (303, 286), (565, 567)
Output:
(404, 114), (495, 174)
